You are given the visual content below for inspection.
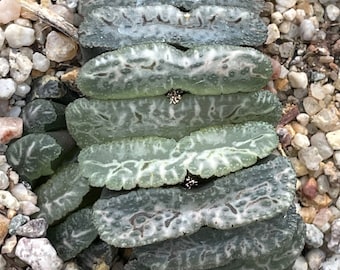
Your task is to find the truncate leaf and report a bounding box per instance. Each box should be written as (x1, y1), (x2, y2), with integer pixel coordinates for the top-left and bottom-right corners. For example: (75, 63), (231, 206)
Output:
(77, 43), (271, 99)
(124, 205), (305, 270)
(92, 156), (296, 247)
(79, 6), (267, 49)
(78, 122), (278, 190)
(35, 163), (90, 225)
(66, 91), (281, 148)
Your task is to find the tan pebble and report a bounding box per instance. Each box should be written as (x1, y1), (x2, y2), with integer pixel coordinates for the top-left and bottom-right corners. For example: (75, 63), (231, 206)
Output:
(61, 68), (79, 83)
(0, 214), (10, 245)
(1, 235), (17, 254)
(271, 58), (281, 80)
(313, 194), (333, 208)
(274, 78), (289, 91)
(319, 56), (334, 64)
(313, 208), (333, 230)
(279, 21), (292, 34)
(265, 23), (280, 44)
(295, 9), (306, 23)
(323, 161), (340, 184)
(6, 209), (16, 219)
(284, 123), (296, 138)
(8, 170), (19, 185)
(291, 121), (309, 135)
(0, 191), (19, 210)
(302, 177), (318, 199)
(45, 31), (78, 62)
(296, 1), (314, 16)
(299, 206), (317, 223)
(290, 157), (309, 177)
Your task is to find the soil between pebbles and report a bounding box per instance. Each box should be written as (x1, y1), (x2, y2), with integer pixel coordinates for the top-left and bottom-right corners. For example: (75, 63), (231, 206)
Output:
(0, 0), (339, 269)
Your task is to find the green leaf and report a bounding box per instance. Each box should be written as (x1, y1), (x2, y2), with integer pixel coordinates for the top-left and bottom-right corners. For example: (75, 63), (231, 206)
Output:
(92, 156), (296, 247)
(35, 163), (90, 225)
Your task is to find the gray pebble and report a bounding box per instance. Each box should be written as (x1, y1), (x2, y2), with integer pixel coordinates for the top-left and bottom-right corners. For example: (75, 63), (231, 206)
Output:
(320, 254), (340, 270)
(334, 151), (340, 168)
(15, 83), (31, 98)
(300, 19), (316, 41)
(0, 171), (9, 190)
(317, 175), (330, 194)
(0, 78), (16, 99)
(15, 218), (47, 238)
(298, 146), (323, 171)
(0, 255), (6, 268)
(279, 42), (295, 58)
(310, 132), (334, 160)
(306, 223), (324, 248)
(0, 28), (4, 48)
(326, 4), (340, 21)
(32, 52), (50, 72)
(9, 214), (30, 235)
(306, 248), (326, 270)
(0, 57), (9, 77)
(328, 218), (340, 254)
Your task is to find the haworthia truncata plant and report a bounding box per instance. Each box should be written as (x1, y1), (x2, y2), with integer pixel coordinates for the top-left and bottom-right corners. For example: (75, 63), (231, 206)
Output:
(124, 206), (305, 270)
(66, 91), (281, 148)
(92, 156), (296, 247)
(77, 43), (272, 99)
(35, 163), (90, 225)
(79, 5), (267, 49)
(47, 208), (98, 261)
(78, 0), (265, 16)
(78, 121), (278, 190)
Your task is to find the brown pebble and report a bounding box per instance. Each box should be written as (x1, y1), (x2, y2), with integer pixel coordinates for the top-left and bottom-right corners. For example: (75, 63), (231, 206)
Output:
(60, 68), (79, 83)
(299, 206), (317, 223)
(274, 78), (289, 91)
(0, 214), (10, 245)
(302, 177), (318, 199)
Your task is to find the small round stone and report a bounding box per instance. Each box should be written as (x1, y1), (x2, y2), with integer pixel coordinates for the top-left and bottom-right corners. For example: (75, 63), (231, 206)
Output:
(296, 113), (310, 126)
(310, 132), (334, 160)
(15, 83), (31, 98)
(46, 31), (78, 62)
(265, 23), (280, 44)
(32, 52), (50, 72)
(298, 146), (323, 171)
(0, 78), (16, 99)
(326, 130), (340, 150)
(300, 19), (316, 41)
(292, 133), (310, 150)
(292, 256), (308, 270)
(9, 50), (33, 83)
(317, 175), (330, 194)
(0, 171), (9, 190)
(288, 71), (308, 88)
(0, 58), (10, 77)
(306, 249), (326, 270)
(326, 4), (340, 21)
(276, 0), (297, 9)
(303, 97), (322, 115)
(312, 107), (339, 132)
(283, 8), (297, 21)
(310, 83), (326, 100)
(0, 0), (21, 24)
(271, 11), (284, 25)
(4, 23), (35, 48)
(334, 151), (340, 168)
(305, 223), (324, 248)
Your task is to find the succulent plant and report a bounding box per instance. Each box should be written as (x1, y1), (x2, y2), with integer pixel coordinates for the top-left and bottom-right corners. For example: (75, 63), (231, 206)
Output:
(77, 43), (272, 99)
(5, 0), (305, 268)
(66, 91), (281, 148)
(92, 156), (296, 247)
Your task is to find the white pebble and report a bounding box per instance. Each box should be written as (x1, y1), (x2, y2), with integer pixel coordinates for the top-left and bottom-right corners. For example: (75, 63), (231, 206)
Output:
(296, 113), (310, 126)
(276, 0), (297, 9)
(279, 21), (292, 34)
(14, 83), (31, 98)
(292, 256), (308, 270)
(326, 130), (340, 150)
(295, 9), (306, 23)
(1, 235), (17, 254)
(310, 132), (334, 160)
(0, 78), (17, 99)
(334, 151), (340, 168)
(9, 50), (33, 83)
(0, 57), (9, 77)
(271, 11), (284, 25)
(322, 84), (335, 95)
(14, 18), (32, 28)
(303, 97), (322, 115)
(328, 219), (340, 253)
(19, 201), (40, 216)
(310, 83), (326, 100)
(10, 183), (37, 204)
(292, 133), (310, 150)
(0, 171), (9, 190)
(326, 4), (340, 21)
(306, 248), (326, 270)
(0, 190), (19, 210)
(288, 71), (308, 88)
(0, 0), (21, 24)
(32, 52), (50, 72)
(0, 28), (5, 48)
(298, 146), (323, 171)
(300, 19), (316, 41)
(265, 23), (280, 44)
(4, 23), (35, 48)
(283, 8), (297, 21)
(15, 238), (63, 270)
(9, 170), (19, 185)
(320, 254), (340, 270)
